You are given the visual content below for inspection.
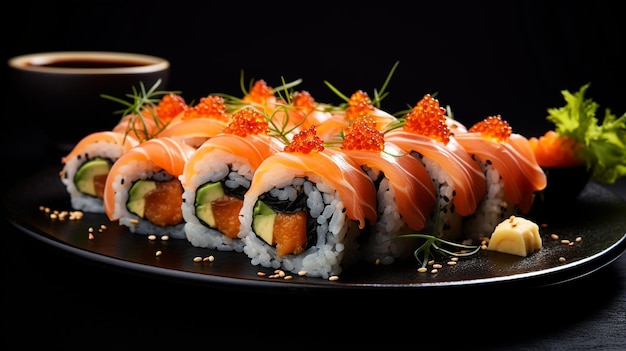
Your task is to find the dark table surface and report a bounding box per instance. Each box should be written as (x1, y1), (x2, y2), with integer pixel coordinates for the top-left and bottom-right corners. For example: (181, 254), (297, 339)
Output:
(2, 133), (625, 349)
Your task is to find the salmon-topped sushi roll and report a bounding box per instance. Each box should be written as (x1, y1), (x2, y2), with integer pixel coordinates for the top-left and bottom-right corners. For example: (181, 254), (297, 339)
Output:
(337, 115), (436, 264)
(103, 137), (196, 239)
(180, 108), (283, 252)
(455, 115), (547, 239)
(60, 131), (139, 213)
(386, 94), (487, 240)
(158, 94), (231, 147)
(239, 126), (377, 279)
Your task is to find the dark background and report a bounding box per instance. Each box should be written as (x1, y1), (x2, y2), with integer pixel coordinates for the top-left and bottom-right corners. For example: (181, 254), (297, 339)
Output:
(2, 1), (626, 348)
(3, 0), (625, 139)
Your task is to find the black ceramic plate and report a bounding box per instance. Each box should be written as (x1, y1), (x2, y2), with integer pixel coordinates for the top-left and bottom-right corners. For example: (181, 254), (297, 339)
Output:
(4, 166), (625, 293)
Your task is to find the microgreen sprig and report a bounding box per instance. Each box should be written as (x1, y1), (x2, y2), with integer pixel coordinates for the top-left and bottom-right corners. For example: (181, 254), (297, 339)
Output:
(397, 233), (481, 268)
(100, 79), (181, 141)
(393, 206), (482, 268)
(323, 60), (399, 109)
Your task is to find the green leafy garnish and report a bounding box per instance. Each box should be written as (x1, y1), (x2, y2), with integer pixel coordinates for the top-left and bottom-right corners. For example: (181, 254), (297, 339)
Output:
(547, 83), (626, 184)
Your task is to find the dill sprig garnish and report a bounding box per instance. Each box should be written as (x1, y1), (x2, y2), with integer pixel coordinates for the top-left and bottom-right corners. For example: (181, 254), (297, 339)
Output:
(393, 207), (482, 268)
(100, 79), (181, 141)
(398, 233), (481, 268)
(323, 60), (399, 110)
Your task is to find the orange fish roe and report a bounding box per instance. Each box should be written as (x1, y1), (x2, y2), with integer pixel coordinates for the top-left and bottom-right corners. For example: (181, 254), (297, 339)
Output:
(243, 79), (275, 105)
(342, 115), (385, 151)
(182, 95), (230, 122)
(153, 94), (188, 124)
(469, 115), (512, 142)
(345, 90), (376, 121)
(404, 94), (451, 145)
(284, 125), (324, 154)
(222, 108), (269, 137)
(291, 90), (317, 114)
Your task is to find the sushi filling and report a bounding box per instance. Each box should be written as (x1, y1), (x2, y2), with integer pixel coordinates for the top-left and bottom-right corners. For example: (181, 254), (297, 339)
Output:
(193, 169), (249, 238)
(252, 178), (317, 256)
(243, 176), (359, 278)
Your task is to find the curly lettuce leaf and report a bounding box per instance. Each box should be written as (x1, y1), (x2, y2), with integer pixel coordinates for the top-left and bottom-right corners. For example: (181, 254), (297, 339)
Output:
(546, 83), (626, 184)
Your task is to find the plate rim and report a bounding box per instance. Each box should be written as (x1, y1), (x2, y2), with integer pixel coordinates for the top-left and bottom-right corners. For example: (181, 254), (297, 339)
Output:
(4, 166), (626, 293)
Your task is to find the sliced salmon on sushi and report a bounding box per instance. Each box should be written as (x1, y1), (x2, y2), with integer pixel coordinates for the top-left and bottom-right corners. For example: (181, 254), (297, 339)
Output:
(111, 93), (188, 142)
(314, 90), (399, 143)
(103, 136), (197, 239)
(385, 94), (486, 240)
(180, 108), (284, 252)
(158, 94), (231, 147)
(239, 126), (377, 278)
(338, 114), (437, 264)
(59, 131), (140, 213)
(455, 116), (547, 236)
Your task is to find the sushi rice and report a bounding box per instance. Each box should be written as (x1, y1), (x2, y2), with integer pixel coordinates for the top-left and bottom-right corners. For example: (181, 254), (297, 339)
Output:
(180, 150), (255, 252)
(109, 159), (186, 239)
(419, 154), (464, 240)
(462, 158), (515, 241)
(60, 138), (133, 213)
(357, 168), (416, 265)
(240, 176), (361, 279)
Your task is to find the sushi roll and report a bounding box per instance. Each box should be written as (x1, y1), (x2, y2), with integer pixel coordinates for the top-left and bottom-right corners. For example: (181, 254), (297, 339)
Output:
(103, 137), (196, 239)
(338, 115), (437, 264)
(310, 90), (399, 143)
(386, 94), (486, 240)
(239, 126), (377, 278)
(112, 93), (188, 142)
(158, 94), (231, 147)
(454, 115), (547, 240)
(60, 131), (139, 213)
(180, 108), (283, 252)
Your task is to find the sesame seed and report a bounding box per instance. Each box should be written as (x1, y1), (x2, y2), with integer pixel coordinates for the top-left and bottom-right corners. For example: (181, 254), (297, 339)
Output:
(575, 237), (582, 242)
(375, 258), (381, 265)
(88, 227), (94, 233)
(430, 268), (438, 274)
(298, 271), (307, 276)
(193, 256), (202, 263)
(560, 239), (571, 245)
(450, 257), (459, 261)
(161, 235), (169, 241)
(417, 267), (428, 273)
(329, 275), (339, 281)
(130, 219), (139, 224)
(203, 256), (214, 262)
(447, 261), (457, 266)
(155, 250), (162, 256)
(284, 275), (293, 280)
(148, 235), (157, 241)
(559, 257), (566, 263)
(257, 272), (266, 277)
(433, 263), (443, 269)
(88, 233), (94, 240)
(551, 234), (559, 240)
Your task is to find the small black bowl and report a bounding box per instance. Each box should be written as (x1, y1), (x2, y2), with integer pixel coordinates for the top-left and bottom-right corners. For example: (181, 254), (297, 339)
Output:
(8, 51), (170, 152)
